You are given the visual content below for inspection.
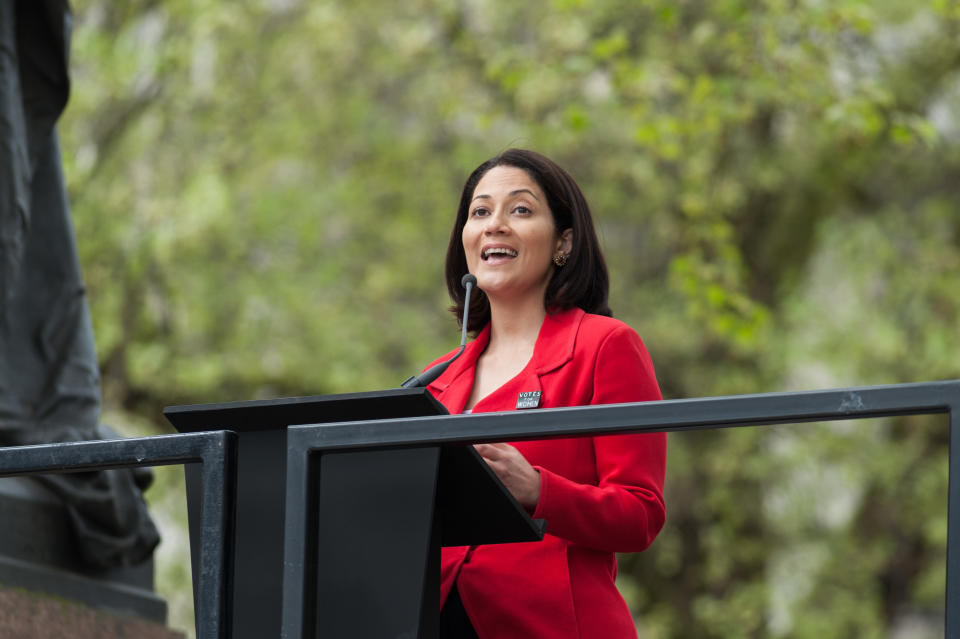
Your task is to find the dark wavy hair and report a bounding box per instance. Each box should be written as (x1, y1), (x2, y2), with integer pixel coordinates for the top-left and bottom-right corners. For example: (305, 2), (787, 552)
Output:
(445, 149), (612, 332)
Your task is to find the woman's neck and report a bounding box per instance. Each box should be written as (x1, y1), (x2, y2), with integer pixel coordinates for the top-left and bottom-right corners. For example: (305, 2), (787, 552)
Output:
(486, 293), (547, 354)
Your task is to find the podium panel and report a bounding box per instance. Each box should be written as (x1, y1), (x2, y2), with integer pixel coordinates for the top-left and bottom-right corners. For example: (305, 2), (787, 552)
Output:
(166, 388), (545, 639)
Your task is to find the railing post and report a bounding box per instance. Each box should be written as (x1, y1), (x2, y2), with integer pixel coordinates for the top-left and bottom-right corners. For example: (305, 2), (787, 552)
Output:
(196, 431), (237, 639)
(947, 405), (960, 639)
(281, 435), (313, 639)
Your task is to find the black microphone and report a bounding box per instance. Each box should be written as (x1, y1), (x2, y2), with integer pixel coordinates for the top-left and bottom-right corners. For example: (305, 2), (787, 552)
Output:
(401, 273), (477, 388)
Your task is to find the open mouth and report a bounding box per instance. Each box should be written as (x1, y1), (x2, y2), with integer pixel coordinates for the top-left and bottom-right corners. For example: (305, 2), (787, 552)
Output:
(482, 247), (518, 261)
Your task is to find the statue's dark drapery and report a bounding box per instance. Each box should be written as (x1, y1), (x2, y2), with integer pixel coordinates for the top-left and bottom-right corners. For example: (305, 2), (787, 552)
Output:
(0, 0), (159, 568)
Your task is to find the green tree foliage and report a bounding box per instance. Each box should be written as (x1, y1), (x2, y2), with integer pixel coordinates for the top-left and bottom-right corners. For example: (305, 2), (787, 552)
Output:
(60, 0), (960, 636)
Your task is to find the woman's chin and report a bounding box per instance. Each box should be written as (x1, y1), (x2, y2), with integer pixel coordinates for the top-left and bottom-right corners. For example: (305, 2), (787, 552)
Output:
(477, 280), (547, 304)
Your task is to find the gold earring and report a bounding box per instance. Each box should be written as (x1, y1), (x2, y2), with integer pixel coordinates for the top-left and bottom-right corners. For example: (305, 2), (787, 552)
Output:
(553, 253), (568, 267)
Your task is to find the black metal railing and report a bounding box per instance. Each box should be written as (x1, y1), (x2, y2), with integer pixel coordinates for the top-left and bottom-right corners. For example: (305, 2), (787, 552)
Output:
(1, 380), (956, 638)
(282, 380), (960, 638)
(0, 431), (236, 639)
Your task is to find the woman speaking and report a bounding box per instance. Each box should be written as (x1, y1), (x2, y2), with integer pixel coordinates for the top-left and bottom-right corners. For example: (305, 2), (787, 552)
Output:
(424, 149), (667, 639)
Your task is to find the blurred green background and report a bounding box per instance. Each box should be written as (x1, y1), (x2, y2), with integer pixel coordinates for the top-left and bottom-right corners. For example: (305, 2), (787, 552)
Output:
(59, 0), (960, 637)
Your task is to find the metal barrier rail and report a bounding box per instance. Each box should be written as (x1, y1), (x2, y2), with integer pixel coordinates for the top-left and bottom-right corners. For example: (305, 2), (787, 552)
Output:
(0, 431), (236, 639)
(282, 380), (960, 638)
(3, 382), (954, 637)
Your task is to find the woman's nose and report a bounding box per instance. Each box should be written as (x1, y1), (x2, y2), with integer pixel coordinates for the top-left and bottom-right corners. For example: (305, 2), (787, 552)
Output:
(483, 208), (509, 234)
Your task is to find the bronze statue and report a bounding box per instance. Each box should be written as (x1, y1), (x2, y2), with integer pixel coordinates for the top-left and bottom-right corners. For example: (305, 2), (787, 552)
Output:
(0, 0), (158, 569)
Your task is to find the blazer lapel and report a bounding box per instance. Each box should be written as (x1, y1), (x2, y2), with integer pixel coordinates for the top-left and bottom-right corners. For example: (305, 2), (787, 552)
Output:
(426, 308), (585, 413)
(532, 307), (584, 376)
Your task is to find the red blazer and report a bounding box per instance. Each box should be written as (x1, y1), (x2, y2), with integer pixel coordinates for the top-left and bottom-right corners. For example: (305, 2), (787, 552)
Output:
(426, 307), (666, 639)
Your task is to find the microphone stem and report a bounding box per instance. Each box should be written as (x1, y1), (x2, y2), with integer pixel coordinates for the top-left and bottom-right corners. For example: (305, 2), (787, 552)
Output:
(460, 281), (473, 349)
(399, 278), (476, 388)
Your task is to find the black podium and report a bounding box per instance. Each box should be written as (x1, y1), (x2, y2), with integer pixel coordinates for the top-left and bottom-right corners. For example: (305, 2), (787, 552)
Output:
(165, 388), (545, 638)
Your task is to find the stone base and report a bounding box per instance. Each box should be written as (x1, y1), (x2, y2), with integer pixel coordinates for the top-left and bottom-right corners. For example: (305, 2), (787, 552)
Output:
(0, 477), (167, 622)
(0, 586), (183, 639)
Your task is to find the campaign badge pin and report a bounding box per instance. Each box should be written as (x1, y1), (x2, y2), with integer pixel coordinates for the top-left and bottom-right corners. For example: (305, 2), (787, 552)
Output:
(516, 391), (542, 409)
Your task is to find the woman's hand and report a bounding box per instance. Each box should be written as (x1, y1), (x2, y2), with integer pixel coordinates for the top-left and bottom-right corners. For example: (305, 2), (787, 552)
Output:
(474, 442), (541, 511)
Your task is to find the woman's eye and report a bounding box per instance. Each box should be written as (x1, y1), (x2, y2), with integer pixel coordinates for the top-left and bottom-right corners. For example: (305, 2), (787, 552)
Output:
(471, 207), (489, 217)
(514, 206), (531, 215)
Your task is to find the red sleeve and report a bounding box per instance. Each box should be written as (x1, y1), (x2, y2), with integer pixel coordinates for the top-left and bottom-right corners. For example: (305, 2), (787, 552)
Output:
(530, 325), (667, 552)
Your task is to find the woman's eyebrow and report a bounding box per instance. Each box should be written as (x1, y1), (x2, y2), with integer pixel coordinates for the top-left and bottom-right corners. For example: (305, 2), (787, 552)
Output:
(510, 188), (540, 201)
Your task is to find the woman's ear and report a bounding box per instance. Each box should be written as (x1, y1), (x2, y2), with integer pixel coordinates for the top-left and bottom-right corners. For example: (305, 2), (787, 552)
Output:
(557, 228), (573, 254)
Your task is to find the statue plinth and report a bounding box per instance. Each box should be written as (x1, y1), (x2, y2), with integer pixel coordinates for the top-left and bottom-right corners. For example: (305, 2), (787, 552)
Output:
(0, 477), (166, 622)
